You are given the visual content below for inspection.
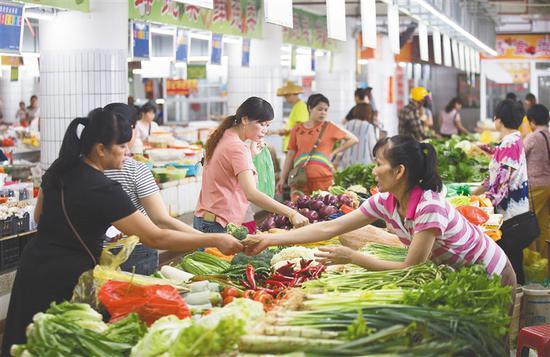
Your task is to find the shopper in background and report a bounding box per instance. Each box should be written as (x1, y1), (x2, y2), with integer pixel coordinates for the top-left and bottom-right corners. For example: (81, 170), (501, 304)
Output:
(2, 108), (242, 357)
(339, 103), (377, 168)
(439, 97), (469, 137)
(524, 104), (550, 259)
(194, 97), (309, 234)
(420, 93), (434, 135)
(524, 93), (537, 110)
(246, 135), (514, 290)
(507, 92), (532, 138)
(25, 95), (40, 130)
(472, 99), (529, 284)
(103, 103), (207, 275)
(15, 101), (27, 125)
(135, 103), (159, 142)
(275, 81), (309, 152)
(398, 87), (429, 141)
(278, 94), (358, 198)
(343, 87), (370, 123)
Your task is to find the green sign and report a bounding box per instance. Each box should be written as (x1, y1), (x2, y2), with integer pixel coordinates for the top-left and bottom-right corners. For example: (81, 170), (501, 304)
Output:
(19, 0), (89, 12)
(282, 8), (337, 51)
(187, 64), (206, 79)
(10, 66), (18, 81)
(129, 0), (262, 39)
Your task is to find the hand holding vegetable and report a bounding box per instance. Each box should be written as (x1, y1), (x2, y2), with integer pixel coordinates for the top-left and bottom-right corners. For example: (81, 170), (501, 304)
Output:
(213, 234), (244, 255)
(314, 246), (357, 265)
(242, 235), (273, 256)
(289, 211), (309, 228)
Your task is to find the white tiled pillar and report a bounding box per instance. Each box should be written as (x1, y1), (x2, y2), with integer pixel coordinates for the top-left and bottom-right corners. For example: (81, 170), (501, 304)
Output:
(39, 0), (128, 167)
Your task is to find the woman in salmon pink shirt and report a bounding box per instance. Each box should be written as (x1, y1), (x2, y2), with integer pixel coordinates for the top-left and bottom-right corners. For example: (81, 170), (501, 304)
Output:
(194, 97), (308, 233)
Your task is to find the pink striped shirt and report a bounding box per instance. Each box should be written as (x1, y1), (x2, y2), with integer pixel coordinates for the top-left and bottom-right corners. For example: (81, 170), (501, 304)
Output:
(360, 187), (508, 276)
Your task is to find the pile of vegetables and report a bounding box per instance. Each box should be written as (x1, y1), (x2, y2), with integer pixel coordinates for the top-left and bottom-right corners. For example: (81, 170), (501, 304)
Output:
(260, 192), (357, 231)
(226, 223), (249, 240)
(179, 251), (230, 276)
(334, 163), (377, 191)
(428, 137), (490, 183)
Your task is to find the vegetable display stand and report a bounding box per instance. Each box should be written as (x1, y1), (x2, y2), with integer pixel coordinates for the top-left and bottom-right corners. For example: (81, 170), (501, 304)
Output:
(0, 237), (20, 271)
(14, 212), (30, 233)
(0, 217), (15, 238)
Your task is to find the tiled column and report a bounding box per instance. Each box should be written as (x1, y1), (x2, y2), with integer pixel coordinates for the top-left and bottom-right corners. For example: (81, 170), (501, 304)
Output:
(39, 0), (128, 167)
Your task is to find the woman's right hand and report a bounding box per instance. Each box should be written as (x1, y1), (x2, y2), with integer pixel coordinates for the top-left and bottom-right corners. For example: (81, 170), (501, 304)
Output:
(242, 234), (273, 256)
(213, 234), (244, 255)
(290, 212), (309, 228)
(276, 178), (285, 195)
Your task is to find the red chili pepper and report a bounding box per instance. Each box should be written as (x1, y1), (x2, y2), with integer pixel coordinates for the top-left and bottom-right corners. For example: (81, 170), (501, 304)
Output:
(276, 261), (296, 276)
(270, 273), (294, 282)
(240, 279), (252, 290)
(245, 264), (257, 290)
(265, 280), (288, 288)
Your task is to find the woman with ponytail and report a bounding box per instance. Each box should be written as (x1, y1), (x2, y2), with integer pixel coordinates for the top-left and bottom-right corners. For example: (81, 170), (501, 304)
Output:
(244, 135), (515, 287)
(194, 97), (309, 233)
(2, 106), (242, 356)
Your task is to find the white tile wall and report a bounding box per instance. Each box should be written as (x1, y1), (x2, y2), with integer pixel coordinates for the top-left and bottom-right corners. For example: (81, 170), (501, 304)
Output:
(40, 48), (127, 167)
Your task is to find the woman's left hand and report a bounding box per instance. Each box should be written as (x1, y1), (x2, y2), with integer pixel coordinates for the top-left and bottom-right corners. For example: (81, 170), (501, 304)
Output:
(314, 246), (357, 265)
(290, 212), (309, 228)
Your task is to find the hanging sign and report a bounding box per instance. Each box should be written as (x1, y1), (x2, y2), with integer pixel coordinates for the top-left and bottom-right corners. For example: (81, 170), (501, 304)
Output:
(282, 8), (336, 50)
(264, 0), (292, 28)
(482, 34), (550, 60)
(132, 21), (150, 59)
(0, 3), (23, 54)
(173, 0), (213, 9)
(451, 39), (460, 69)
(20, 0), (89, 12)
(241, 37), (250, 67)
(360, 0), (376, 48)
(387, 3), (400, 54)
(174, 27), (188, 62)
(432, 29), (441, 65)
(129, 0), (262, 39)
(187, 64), (207, 79)
(443, 34), (452, 67)
(418, 22), (428, 62)
(166, 79), (199, 96)
(210, 33), (223, 65)
(326, 0), (346, 41)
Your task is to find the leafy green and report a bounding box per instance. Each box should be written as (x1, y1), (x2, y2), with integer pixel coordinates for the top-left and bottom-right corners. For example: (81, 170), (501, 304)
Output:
(180, 251), (230, 275)
(226, 223), (249, 240)
(46, 301), (107, 333)
(11, 312), (132, 357)
(168, 317), (245, 356)
(334, 163), (377, 189)
(130, 315), (192, 357)
(104, 313), (147, 346)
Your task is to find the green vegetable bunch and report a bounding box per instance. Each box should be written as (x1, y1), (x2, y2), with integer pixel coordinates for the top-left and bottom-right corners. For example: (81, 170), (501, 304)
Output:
(334, 163), (377, 190)
(226, 223), (249, 240)
(180, 251), (231, 275)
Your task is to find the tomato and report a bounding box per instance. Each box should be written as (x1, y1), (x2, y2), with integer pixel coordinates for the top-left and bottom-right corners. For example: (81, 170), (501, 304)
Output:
(256, 293), (273, 306)
(223, 296), (235, 305)
(243, 290), (255, 299)
(222, 287), (242, 298)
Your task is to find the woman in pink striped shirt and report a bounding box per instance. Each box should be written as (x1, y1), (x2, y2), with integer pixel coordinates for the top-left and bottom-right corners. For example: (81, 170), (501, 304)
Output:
(245, 135), (515, 286)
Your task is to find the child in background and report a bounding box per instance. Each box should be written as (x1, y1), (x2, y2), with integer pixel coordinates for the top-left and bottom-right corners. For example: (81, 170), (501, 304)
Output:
(16, 102), (26, 126)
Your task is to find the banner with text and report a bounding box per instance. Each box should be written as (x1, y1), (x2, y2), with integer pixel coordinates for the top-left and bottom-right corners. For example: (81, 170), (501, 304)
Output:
(20, 0), (89, 12)
(0, 3), (23, 54)
(129, 0), (262, 39)
(282, 8), (336, 50)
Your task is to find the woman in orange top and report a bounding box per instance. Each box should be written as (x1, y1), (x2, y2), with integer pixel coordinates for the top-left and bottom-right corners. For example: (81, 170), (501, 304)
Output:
(277, 94), (358, 199)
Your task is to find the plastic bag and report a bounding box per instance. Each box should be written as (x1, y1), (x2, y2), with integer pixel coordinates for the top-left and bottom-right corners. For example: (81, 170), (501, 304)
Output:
(98, 280), (190, 326)
(456, 205), (489, 226)
(252, 145), (275, 198)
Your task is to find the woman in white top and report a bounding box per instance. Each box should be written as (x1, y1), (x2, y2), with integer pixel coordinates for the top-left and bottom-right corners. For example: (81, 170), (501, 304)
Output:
(339, 103), (377, 168)
(135, 103), (159, 142)
(439, 97), (469, 137)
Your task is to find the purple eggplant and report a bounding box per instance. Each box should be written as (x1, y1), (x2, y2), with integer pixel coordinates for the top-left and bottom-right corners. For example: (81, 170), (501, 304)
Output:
(308, 199), (325, 212)
(337, 194), (353, 207)
(296, 195), (310, 209)
(260, 215), (276, 231)
(284, 200), (297, 209)
(319, 205), (339, 218)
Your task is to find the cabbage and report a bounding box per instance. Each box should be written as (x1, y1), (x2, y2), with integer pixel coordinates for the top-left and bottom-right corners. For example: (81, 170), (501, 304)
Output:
(130, 316), (191, 357)
(46, 302), (107, 333)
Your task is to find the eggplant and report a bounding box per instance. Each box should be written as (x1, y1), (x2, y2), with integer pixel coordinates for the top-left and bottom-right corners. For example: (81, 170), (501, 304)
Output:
(284, 200), (297, 209)
(337, 194), (353, 207)
(308, 210), (320, 222)
(323, 194), (338, 206)
(274, 215), (289, 228)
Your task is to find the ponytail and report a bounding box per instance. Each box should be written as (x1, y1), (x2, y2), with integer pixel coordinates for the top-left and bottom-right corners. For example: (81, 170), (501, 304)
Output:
(204, 115), (236, 163)
(418, 142), (442, 192)
(372, 135), (442, 193)
(203, 97), (274, 163)
(43, 106), (132, 189)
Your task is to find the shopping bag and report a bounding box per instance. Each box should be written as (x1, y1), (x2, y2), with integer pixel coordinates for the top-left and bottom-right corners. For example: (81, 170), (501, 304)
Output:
(98, 280), (190, 325)
(253, 145), (275, 198)
(456, 205), (489, 226)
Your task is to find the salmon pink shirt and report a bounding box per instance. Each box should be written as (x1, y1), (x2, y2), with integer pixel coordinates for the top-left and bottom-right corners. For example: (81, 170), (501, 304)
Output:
(195, 130), (256, 226)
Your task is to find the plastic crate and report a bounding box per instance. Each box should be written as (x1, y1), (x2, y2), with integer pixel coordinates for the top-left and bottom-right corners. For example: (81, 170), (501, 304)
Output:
(0, 238), (20, 271)
(0, 217), (15, 238)
(14, 213), (30, 233)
